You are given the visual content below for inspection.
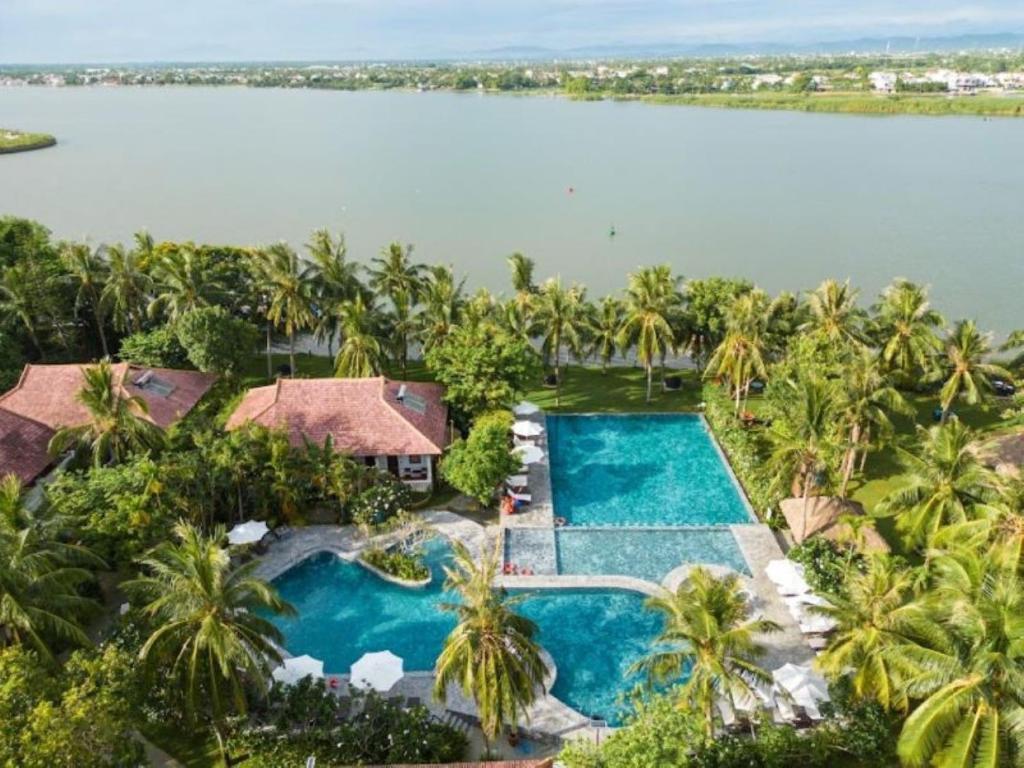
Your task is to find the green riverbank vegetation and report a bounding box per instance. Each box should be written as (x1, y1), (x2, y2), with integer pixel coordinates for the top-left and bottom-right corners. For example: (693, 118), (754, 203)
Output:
(1, 213), (1023, 765)
(0, 128), (56, 153)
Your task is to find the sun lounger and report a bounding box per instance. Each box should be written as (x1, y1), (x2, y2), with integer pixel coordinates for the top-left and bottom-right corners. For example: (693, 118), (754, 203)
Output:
(506, 474), (529, 487)
(716, 698), (737, 728)
(509, 492), (532, 504)
(774, 694), (797, 722)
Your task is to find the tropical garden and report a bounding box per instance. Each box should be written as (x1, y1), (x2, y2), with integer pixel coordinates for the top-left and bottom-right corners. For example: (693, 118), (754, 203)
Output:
(1, 213), (1023, 766)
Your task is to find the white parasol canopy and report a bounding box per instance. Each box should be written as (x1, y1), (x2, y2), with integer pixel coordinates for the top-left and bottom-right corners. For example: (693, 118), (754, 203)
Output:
(514, 444), (545, 465)
(772, 663), (830, 717)
(513, 401), (541, 416)
(512, 420), (544, 437)
(350, 651), (404, 692)
(227, 520), (269, 546)
(764, 559), (811, 595)
(272, 654), (325, 685)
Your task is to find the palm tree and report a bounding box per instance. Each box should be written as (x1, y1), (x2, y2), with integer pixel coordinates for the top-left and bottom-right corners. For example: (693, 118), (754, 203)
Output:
(704, 291), (770, 415)
(61, 242), (111, 357)
(507, 252), (537, 323)
(0, 262), (46, 357)
(632, 567), (780, 737)
(802, 278), (865, 347)
(418, 264), (465, 353)
(369, 242), (423, 372)
(147, 243), (224, 323)
(263, 243), (315, 376)
(586, 296), (624, 373)
(1001, 329), (1024, 372)
(47, 361), (166, 467)
(132, 229), (156, 266)
(128, 521), (293, 761)
(871, 279), (943, 383)
(878, 421), (1000, 547)
(100, 243), (152, 334)
(766, 375), (840, 540)
(434, 539), (548, 753)
(0, 474), (102, 660)
(936, 319), (1011, 418)
(896, 547), (1024, 768)
(534, 278), (586, 405)
(835, 349), (913, 496)
(306, 229), (361, 360)
(618, 267), (680, 401)
(334, 294), (383, 378)
(814, 555), (935, 712)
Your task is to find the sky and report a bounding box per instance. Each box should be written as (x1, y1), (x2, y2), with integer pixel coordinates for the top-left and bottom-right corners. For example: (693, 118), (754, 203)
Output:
(2, 0), (1023, 64)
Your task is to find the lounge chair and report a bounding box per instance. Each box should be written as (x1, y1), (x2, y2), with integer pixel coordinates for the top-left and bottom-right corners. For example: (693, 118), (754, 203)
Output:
(506, 474), (529, 487)
(508, 492), (532, 504)
(716, 698), (737, 728)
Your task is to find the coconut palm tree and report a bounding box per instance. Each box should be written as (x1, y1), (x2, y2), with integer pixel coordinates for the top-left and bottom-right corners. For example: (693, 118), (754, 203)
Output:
(147, 243), (224, 323)
(813, 555), (936, 712)
(617, 267), (680, 402)
(418, 264), (465, 353)
(586, 296), (624, 373)
(60, 242), (111, 357)
(936, 319), (1011, 418)
(334, 294), (383, 378)
(47, 361), (166, 467)
(632, 567), (780, 737)
(704, 290), (770, 415)
(835, 349), (913, 496)
(128, 521), (293, 761)
(100, 243), (152, 335)
(766, 375), (841, 540)
(0, 474), (102, 660)
(534, 277), (586, 405)
(434, 539), (548, 753)
(1001, 329), (1024, 373)
(871, 279), (944, 383)
(262, 243), (315, 376)
(507, 251), (537, 322)
(879, 420), (1000, 548)
(369, 242), (423, 372)
(802, 278), (866, 348)
(305, 229), (361, 360)
(896, 546), (1024, 768)
(0, 262), (47, 358)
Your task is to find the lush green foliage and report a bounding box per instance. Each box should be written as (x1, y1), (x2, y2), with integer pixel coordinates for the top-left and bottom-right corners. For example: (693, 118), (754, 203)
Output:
(118, 324), (190, 367)
(349, 473), (413, 532)
(787, 537), (860, 595)
(361, 545), (429, 581)
(175, 305), (259, 374)
(440, 409), (520, 504)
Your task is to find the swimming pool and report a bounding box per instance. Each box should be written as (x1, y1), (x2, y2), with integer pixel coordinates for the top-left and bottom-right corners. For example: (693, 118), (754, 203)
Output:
(267, 538), (665, 726)
(547, 414), (752, 526)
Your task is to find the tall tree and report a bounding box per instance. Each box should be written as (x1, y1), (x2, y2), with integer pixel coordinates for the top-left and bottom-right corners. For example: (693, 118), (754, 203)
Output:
(534, 278), (586, 405)
(434, 539), (548, 753)
(147, 244), (224, 323)
(369, 242), (423, 373)
(263, 243), (315, 377)
(618, 267), (680, 401)
(60, 242), (111, 357)
(306, 229), (361, 360)
(418, 264), (465, 353)
(128, 521), (293, 762)
(586, 296), (624, 373)
(506, 252), (537, 329)
(802, 278), (866, 348)
(0, 262), (47, 358)
(704, 290), (770, 414)
(871, 279), (944, 383)
(632, 567), (779, 737)
(100, 243), (152, 335)
(334, 294), (383, 378)
(936, 319), (1011, 418)
(47, 361), (166, 467)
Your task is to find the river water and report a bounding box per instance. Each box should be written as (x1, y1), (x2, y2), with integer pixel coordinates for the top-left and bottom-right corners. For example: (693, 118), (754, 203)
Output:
(1, 86), (1022, 331)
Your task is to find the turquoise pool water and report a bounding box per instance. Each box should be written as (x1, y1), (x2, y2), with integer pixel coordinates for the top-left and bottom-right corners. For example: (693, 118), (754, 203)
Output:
(547, 414), (752, 526)
(268, 538), (664, 725)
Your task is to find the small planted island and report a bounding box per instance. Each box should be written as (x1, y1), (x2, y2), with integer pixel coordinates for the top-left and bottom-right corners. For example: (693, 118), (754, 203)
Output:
(0, 128), (57, 154)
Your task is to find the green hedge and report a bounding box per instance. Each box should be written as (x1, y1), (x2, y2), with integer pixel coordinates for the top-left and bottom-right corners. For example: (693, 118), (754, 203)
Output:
(361, 546), (429, 581)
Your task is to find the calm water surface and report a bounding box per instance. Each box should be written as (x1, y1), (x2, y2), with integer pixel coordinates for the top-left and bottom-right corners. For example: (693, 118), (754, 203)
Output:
(2, 86), (1022, 330)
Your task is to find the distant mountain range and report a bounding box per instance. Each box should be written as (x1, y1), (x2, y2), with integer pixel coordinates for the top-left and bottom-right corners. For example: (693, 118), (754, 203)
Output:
(471, 32), (1024, 60)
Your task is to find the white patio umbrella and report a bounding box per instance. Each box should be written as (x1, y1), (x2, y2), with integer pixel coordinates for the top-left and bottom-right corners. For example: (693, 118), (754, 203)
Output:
(513, 401), (541, 416)
(272, 654), (325, 686)
(764, 559), (811, 595)
(513, 444), (544, 465)
(350, 651), (404, 692)
(227, 520), (269, 546)
(512, 420), (544, 437)
(772, 663), (830, 712)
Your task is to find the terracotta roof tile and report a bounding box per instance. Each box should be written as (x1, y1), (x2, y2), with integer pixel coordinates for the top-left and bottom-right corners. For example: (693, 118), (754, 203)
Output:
(0, 408), (54, 485)
(0, 363), (216, 431)
(226, 377), (449, 456)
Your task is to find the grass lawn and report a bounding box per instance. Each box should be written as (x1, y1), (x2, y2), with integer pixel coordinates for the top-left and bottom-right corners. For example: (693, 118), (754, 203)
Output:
(521, 366), (704, 413)
(142, 722), (220, 768)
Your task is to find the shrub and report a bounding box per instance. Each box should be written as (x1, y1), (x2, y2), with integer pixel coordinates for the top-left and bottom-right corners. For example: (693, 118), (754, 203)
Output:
(440, 410), (521, 505)
(118, 325), (189, 368)
(788, 537), (861, 595)
(350, 474), (412, 532)
(175, 306), (259, 375)
(361, 545), (429, 581)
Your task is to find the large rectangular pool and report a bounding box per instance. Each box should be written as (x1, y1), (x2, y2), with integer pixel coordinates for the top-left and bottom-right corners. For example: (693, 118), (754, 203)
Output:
(547, 413), (752, 526)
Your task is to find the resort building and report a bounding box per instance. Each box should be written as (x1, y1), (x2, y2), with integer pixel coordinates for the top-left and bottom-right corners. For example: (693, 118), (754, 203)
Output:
(226, 377), (449, 492)
(0, 362), (216, 485)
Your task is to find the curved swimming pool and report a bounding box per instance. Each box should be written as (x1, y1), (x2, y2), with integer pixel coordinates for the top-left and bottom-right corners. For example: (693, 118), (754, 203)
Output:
(267, 538), (665, 725)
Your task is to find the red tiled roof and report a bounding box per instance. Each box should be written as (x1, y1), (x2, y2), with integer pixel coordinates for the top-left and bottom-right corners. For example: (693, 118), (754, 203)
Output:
(0, 407), (55, 484)
(0, 363), (216, 431)
(226, 377), (449, 456)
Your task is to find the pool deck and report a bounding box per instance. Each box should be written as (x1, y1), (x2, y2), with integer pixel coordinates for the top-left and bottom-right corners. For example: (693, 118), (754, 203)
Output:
(504, 410), (555, 528)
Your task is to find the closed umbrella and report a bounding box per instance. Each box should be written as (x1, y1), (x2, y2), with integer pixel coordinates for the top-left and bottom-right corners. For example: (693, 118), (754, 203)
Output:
(512, 420), (544, 437)
(227, 520), (269, 546)
(514, 444), (544, 465)
(350, 651), (404, 692)
(513, 401), (540, 416)
(272, 655), (325, 685)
